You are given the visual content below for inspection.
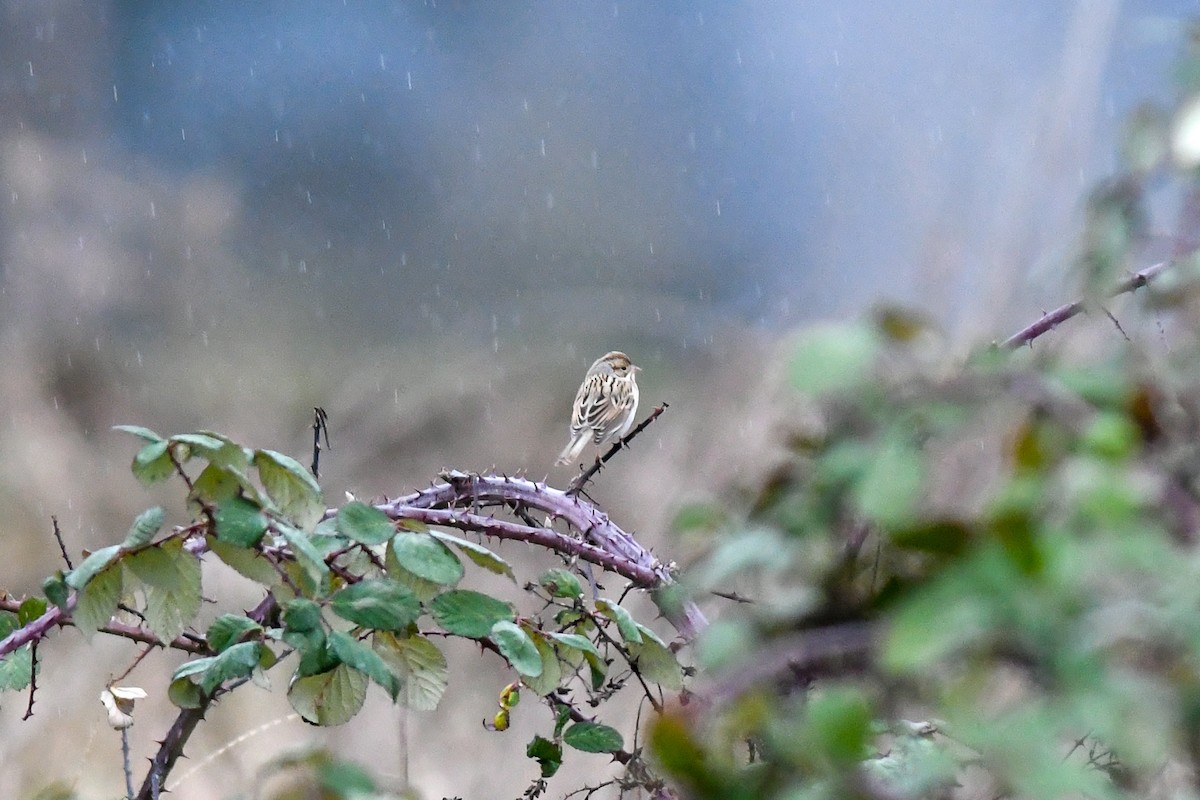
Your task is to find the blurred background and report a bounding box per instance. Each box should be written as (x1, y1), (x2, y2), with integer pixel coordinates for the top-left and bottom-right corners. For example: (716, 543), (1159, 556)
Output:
(0, 1), (1196, 798)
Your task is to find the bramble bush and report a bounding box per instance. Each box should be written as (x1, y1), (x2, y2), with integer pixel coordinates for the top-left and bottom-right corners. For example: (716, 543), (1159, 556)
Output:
(9, 22), (1200, 800)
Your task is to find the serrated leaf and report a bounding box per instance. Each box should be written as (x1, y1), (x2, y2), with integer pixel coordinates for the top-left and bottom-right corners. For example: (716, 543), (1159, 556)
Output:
(430, 531), (515, 580)
(132, 439), (175, 485)
(490, 621), (543, 677)
(329, 631), (399, 699)
(0, 646), (34, 691)
(66, 545), (122, 590)
(172, 655), (217, 682)
(168, 676), (204, 708)
(214, 496), (269, 548)
(331, 580), (420, 631)
(198, 641), (264, 693)
(337, 502), (396, 546)
(207, 614), (263, 652)
(113, 424), (163, 443)
(630, 635), (684, 690)
(385, 538), (442, 601)
(521, 630), (563, 697)
(254, 449), (324, 531)
(563, 721), (624, 754)
(193, 431), (253, 471)
(282, 598), (323, 633)
(125, 539), (202, 644)
(374, 632), (449, 711)
(73, 565), (122, 638)
(390, 532), (464, 585)
(539, 568), (584, 599)
(209, 538), (278, 586)
(278, 523), (330, 591)
(190, 463), (248, 516)
(429, 590), (514, 638)
(123, 507), (165, 549)
(526, 735), (563, 778)
(584, 651), (607, 690)
(547, 632), (601, 658)
(595, 598), (642, 644)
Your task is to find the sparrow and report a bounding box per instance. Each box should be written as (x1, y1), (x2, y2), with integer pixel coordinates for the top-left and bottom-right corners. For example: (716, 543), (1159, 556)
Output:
(556, 351), (641, 465)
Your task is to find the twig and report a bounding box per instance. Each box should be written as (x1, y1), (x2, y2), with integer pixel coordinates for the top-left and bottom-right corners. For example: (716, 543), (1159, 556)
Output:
(51, 516), (73, 570)
(21, 641), (38, 720)
(311, 407), (330, 478)
(122, 727), (135, 800)
(0, 596), (211, 658)
(998, 260), (1170, 349)
(567, 403), (669, 496)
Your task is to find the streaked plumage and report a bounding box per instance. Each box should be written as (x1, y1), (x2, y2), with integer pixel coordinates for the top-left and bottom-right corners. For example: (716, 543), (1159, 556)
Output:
(556, 351), (641, 466)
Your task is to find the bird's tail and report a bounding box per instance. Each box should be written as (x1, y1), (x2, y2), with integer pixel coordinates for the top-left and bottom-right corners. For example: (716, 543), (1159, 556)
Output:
(555, 431), (589, 465)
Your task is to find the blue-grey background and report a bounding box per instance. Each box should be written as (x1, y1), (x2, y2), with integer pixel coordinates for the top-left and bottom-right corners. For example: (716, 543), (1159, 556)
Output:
(0, 2), (1194, 797)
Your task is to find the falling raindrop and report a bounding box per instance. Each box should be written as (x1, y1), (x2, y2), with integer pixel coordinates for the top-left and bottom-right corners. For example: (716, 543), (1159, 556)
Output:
(715, 199), (721, 216)
(149, 201), (156, 218)
(112, 84), (119, 102)
(181, 128), (186, 141)
(406, 71), (413, 90)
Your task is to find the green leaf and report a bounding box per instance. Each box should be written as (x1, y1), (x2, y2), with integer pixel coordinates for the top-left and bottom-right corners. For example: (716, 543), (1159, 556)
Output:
(125, 539), (202, 644)
(197, 641), (264, 693)
(288, 663), (368, 726)
(336, 502), (395, 546)
(214, 496), (269, 548)
(0, 644), (34, 691)
(283, 599), (324, 633)
(526, 735), (563, 778)
(73, 565), (122, 639)
(807, 687), (872, 763)
(595, 598), (642, 644)
(538, 568), (584, 599)
(546, 632), (601, 658)
(207, 614), (263, 652)
(329, 631), (399, 699)
(42, 572), (68, 610)
(630, 635), (684, 690)
(17, 597), (47, 626)
(374, 632), (449, 711)
(190, 463), (247, 516)
(278, 523), (330, 591)
(254, 449), (324, 531)
(789, 323), (879, 396)
(113, 424), (164, 443)
(132, 439), (175, 485)
(331, 580), (420, 631)
(563, 721), (624, 754)
(171, 432), (226, 456)
(390, 532), (464, 585)
(520, 631), (563, 697)
(209, 538), (278, 586)
(385, 539), (442, 601)
(854, 434), (923, 528)
(122, 506), (165, 549)
(430, 531), (515, 580)
(490, 621), (543, 677)
(429, 590), (515, 638)
(65, 545), (122, 590)
(168, 676), (204, 708)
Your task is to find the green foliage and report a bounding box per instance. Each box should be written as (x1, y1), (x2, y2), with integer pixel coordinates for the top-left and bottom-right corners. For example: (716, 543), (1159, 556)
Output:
(0, 423), (685, 795)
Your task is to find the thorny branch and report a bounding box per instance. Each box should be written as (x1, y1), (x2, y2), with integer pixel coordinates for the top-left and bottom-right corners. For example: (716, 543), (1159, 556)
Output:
(998, 260), (1171, 350)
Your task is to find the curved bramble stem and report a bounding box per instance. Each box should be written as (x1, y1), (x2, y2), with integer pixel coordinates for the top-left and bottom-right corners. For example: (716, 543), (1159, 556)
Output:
(342, 470), (707, 639)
